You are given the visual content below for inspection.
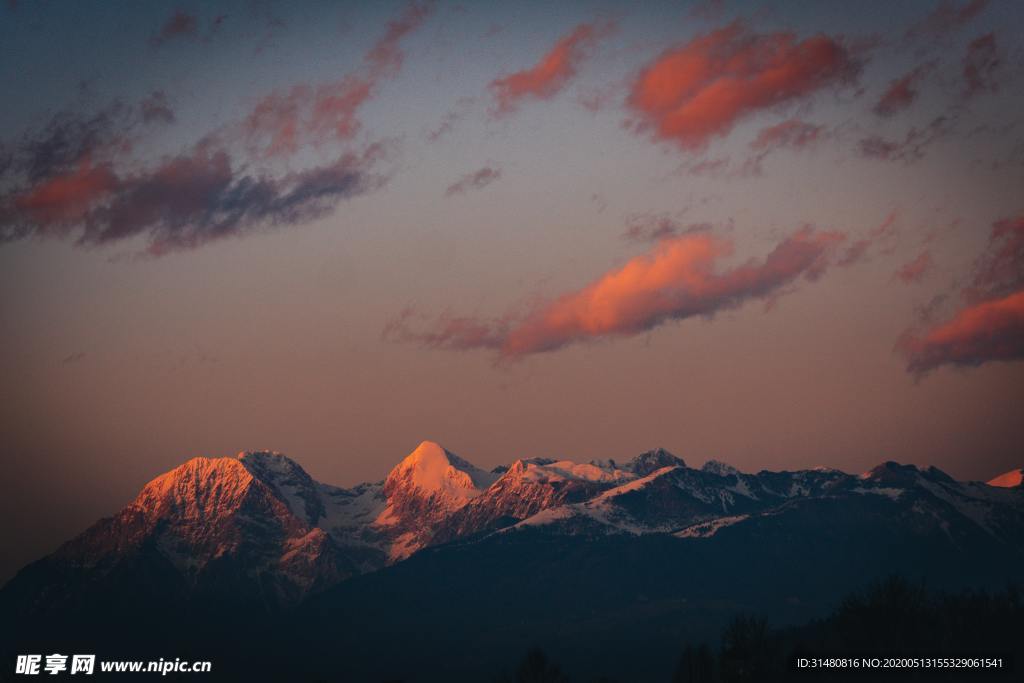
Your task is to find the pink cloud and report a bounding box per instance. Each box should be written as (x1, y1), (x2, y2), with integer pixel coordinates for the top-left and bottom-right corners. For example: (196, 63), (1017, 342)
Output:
(628, 23), (856, 149)
(490, 23), (610, 116)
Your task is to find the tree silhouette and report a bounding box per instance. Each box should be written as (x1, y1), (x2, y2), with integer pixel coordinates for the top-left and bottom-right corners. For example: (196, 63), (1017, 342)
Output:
(494, 647), (570, 683)
(718, 615), (780, 682)
(672, 643), (715, 683)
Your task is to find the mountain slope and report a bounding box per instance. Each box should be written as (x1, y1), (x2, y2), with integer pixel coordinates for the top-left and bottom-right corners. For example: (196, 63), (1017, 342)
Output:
(2, 455), (354, 618)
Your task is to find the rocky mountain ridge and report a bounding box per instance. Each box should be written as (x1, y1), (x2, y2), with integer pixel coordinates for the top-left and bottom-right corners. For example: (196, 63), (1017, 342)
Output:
(4, 442), (1023, 613)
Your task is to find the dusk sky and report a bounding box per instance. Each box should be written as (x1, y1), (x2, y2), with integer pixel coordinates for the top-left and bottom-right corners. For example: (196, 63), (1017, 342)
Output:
(2, 0), (1023, 582)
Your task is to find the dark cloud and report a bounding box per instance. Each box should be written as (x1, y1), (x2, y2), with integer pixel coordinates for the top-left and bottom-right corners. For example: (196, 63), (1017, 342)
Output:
(426, 97), (474, 142)
(621, 214), (711, 243)
(967, 215), (1024, 301)
(1, 143), (387, 256)
(151, 10), (199, 47)
(140, 91), (175, 125)
(837, 211), (899, 267)
(444, 166), (501, 197)
(8, 103), (127, 185)
(905, 0), (989, 40)
(858, 116), (953, 163)
(743, 119), (825, 174)
(963, 33), (1001, 98)
(1, 93), (180, 192)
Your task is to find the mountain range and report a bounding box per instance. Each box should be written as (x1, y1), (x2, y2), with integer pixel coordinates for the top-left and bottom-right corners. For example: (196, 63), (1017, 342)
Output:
(3, 442), (1023, 681)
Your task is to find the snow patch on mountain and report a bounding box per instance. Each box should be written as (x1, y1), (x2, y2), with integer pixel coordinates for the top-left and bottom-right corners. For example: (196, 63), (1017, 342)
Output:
(675, 515), (750, 538)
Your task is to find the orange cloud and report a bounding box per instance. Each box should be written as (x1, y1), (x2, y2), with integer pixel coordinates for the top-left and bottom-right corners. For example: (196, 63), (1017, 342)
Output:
(490, 23), (608, 116)
(899, 291), (1024, 375)
(628, 23), (856, 149)
(388, 227), (845, 358)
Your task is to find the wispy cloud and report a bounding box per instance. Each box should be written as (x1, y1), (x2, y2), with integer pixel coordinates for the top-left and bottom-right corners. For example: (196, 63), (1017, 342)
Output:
(444, 166), (501, 197)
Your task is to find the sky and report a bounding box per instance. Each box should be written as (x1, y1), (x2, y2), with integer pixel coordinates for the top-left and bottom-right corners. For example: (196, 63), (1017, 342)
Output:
(1, 0), (1023, 582)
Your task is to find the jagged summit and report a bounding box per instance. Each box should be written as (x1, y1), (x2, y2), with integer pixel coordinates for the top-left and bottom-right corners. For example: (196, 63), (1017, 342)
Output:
(989, 468), (1024, 488)
(9, 443), (1023, 620)
(135, 456), (258, 519)
(860, 461), (955, 486)
(626, 448), (686, 476)
(236, 450), (327, 526)
(701, 459), (739, 476)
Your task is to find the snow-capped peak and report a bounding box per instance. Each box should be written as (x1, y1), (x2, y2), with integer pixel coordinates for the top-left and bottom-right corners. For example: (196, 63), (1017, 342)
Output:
(701, 459), (739, 476)
(501, 458), (635, 484)
(988, 468), (1024, 488)
(385, 441), (496, 497)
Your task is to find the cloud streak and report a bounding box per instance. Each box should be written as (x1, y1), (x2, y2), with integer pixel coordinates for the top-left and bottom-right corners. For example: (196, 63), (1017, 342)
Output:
(387, 227), (846, 358)
(444, 166), (501, 197)
(628, 23), (856, 149)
